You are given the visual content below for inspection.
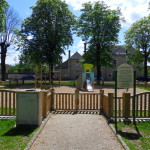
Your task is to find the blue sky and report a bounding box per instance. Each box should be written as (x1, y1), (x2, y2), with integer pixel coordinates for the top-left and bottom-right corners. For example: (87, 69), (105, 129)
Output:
(6, 0), (149, 65)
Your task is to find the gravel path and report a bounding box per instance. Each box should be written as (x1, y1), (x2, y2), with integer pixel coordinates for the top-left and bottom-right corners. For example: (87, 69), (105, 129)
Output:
(30, 114), (124, 150)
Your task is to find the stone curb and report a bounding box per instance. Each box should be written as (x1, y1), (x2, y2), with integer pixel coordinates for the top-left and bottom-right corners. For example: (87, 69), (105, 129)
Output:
(25, 113), (52, 150)
(109, 124), (130, 150)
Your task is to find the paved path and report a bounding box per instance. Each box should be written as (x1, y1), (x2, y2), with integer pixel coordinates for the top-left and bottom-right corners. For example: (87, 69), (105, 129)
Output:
(30, 114), (124, 150)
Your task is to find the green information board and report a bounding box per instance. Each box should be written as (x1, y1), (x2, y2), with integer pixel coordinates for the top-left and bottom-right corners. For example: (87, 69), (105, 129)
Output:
(117, 64), (133, 88)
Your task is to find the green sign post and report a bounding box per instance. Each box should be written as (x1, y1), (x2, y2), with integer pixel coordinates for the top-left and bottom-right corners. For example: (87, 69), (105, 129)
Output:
(115, 64), (136, 133)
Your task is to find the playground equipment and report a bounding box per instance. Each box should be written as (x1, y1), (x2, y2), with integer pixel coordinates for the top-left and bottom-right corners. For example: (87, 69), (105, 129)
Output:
(34, 64), (47, 89)
(34, 64), (61, 89)
(49, 66), (61, 86)
(77, 64), (94, 91)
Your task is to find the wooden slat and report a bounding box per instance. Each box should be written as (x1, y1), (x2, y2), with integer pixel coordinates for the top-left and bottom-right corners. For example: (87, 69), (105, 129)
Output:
(144, 94), (147, 116)
(65, 94), (67, 110)
(140, 94), (143, 116)
(90, 94), (92, 109)
(71, 95), (73, 109)
(1, 92), (4, 115)
(93, 94), (95, 109)
(59, 94), (61, 109)
(62, 94), (64, 110)
(96, 94), (98, 110)
(148, 93), (150, 117)
(68, 94), (70, 109)
(118, 98), (121, 117)
(13, 92), (15, 115)
(98, 94), (100, 109)
(136, 95), (139, 117)
(70, 95), (71, 109)
(80, 95), (82, 109)
(87, 94), (90, 109)
(83, 94), (85, 109)
(9, 92), (11, 115)
(5, 91), (7, 115)
(56, 94), (58, 109)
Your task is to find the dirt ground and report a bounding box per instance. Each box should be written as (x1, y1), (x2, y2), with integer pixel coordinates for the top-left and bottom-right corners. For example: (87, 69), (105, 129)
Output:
(12, 84), (147, 97)
(54, 85), (147, 97)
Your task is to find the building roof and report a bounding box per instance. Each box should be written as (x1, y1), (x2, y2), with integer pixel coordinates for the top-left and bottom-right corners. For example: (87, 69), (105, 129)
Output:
(112, 45), (129, 55)
(58, 45), (128, 70)
(69, 52), (82, 60)
(60, 60), (68, 69)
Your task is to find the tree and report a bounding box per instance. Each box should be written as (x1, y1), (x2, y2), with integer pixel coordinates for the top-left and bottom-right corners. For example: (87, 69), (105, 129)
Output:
(19, 0), (76, 76)
(0, 7), (20, 80)
(125, 16), (150, 81)
(76, 1), (122, 84)
(0, 0), (8, 31)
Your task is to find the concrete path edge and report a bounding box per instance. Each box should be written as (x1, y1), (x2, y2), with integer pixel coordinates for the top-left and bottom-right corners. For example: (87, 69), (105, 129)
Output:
(109, 124), (130, 150)
(25, 113), (52, 150)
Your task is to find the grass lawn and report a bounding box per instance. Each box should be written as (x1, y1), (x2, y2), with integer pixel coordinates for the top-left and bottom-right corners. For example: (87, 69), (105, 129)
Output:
(117, 121), (150, 150)
(0, 119), (38, 150)
(137, 84), (150, 91)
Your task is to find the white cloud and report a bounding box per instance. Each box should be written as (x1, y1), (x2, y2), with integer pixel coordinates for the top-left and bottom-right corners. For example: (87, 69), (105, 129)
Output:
(76, 40), (84, 49)
(6, 48), (20, 65)
(27, 35), (33, 40)
(74, 40), (84, 55)
(78, 48), (84, 55)
(66, 0), (149, 27)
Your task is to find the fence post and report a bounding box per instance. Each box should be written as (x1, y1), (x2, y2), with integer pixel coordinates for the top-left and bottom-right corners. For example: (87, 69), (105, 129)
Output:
(75, 88), (79, 113)
(41, 91), (47, 119)
(123, 93), (130, 119)
(108, 93), (114, 118)
(100, 90), (104, 114)
(50, 88), (55, 111)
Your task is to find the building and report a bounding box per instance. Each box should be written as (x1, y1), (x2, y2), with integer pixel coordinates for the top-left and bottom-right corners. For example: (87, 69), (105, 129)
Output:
(55, 45), (141, 81)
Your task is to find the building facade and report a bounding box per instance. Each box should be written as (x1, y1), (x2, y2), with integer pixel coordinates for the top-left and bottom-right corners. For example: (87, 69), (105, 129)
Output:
(55, 46), (141, 81)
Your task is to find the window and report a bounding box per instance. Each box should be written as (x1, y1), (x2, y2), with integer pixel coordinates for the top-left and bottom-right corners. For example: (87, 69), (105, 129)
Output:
(108, 73), (112, 77)
(113, 60), (117, 67)
(76, 60), (79, 66)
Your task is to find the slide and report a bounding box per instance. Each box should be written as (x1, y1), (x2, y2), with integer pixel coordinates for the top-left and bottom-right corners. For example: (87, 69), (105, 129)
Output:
(86, 79), (93, 92)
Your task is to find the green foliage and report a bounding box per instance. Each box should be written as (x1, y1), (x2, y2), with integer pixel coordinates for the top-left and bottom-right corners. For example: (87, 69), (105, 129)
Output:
(125, 16), (150, 79)
(0, 0), (8, 31)
(82, 44), (114, 68)
(18, 0), (76, 67)
(76, 1), (122, 82)
(7, 63), (34, 73)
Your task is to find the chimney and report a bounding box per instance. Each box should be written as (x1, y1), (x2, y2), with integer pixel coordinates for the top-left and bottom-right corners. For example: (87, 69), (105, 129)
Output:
(84, 43), (86, 54)
(69, 50), (71, 58)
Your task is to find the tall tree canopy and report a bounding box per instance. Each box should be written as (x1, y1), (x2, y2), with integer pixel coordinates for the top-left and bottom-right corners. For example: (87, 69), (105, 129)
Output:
(125, 16), (150, 80)
(0, 0), (8, 31)
(19, 0), (76, 72)
(76, 1), (122, 84)
(0, 7), (20, 80)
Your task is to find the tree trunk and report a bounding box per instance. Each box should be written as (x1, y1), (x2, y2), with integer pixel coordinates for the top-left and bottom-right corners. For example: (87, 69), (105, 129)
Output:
(0, 43), (7, 81)
(144, 51), (148, 81)
(50, 63), (54, 84)
(96, 44), (101, 85)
